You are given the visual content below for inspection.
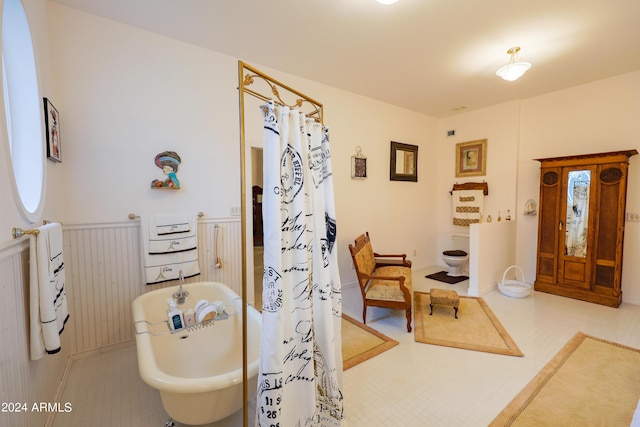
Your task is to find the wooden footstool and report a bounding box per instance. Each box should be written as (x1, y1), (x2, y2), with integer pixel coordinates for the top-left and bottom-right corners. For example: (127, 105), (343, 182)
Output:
(429, 288), (459, 319)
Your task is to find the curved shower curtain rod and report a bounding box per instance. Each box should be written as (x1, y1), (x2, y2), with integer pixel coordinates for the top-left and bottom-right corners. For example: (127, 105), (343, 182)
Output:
(239, 61), (324, 123)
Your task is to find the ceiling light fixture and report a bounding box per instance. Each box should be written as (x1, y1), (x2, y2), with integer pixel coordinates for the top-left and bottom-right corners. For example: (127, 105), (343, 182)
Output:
(496, 47), (531, 81)
(376, 0), (399, 4)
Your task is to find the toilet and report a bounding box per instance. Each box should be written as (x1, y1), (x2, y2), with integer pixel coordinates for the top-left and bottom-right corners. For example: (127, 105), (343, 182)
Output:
(442, 250), (468, 277)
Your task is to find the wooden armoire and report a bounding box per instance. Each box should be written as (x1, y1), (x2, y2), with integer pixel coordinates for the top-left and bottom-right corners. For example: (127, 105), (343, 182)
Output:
(534, 150), (637, 307)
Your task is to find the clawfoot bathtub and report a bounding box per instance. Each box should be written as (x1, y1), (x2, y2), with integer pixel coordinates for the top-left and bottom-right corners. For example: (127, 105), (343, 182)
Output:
(132, 282), (261, 425)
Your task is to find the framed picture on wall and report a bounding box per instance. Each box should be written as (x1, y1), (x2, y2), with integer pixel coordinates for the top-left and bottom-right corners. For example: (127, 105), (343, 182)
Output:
(43, 98), (62, 162)
(455, 139), (486, 177)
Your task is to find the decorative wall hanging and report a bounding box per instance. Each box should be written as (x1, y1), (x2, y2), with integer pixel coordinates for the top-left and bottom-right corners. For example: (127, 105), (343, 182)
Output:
(151, 151), (181, 189)
(43, 98), (61, 162)
(351, 146), (367, 179)
(524, 199), (537, 215)
(456, 139), (487, 177)
(390, 141), (418, 182)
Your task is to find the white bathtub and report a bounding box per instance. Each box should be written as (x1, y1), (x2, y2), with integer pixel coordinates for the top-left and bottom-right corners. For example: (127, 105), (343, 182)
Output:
(132, 282), (261, 425)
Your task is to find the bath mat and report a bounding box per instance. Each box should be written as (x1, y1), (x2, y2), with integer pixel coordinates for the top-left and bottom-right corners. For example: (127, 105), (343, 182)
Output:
(341, 314), (398, 370)
(425, 270), (468, 284)
(414, 292), (523, 357)
(490, 332), (640, 426)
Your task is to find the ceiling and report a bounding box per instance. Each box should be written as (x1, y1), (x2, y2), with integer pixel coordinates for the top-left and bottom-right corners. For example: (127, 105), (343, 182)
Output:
(51, 0), (640, 118)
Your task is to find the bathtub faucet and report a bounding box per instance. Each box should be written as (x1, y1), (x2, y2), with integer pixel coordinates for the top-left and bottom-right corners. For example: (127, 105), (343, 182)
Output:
(172, 270), (189, 305)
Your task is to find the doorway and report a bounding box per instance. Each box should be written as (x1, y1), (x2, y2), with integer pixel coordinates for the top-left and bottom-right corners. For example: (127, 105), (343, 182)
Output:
(251, 147), (264, 310)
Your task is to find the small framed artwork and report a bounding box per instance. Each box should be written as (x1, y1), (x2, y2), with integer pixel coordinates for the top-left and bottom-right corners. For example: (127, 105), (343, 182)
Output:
(351, 146), (367, 179)
(390, 141), (418, 182)
(456, 139), (487, 177)
(43, 98), (62, 162)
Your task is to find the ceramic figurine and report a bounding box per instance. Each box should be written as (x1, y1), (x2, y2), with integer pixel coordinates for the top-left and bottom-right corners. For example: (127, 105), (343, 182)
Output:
(506, 209), (512, 221)
(151, 151), (181, 189)
(486, 214), (492, 223)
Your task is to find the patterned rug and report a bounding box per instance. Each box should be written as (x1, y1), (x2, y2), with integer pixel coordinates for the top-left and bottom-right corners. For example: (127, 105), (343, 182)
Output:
(490, 332), (640, 426)
(425, 270), (469, 284)
(342, 314), (398, 370)
(414, 291), (523, 356)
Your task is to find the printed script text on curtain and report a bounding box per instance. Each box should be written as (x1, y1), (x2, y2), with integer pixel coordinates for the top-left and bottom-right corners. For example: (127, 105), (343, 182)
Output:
(257, 101), (343, 426)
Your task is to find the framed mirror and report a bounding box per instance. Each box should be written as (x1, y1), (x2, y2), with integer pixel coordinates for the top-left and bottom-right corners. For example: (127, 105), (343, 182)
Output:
(390, 141), (418, 182)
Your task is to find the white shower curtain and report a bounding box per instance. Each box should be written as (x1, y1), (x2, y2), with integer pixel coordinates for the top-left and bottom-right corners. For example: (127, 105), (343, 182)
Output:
(256, 101), (343, 426)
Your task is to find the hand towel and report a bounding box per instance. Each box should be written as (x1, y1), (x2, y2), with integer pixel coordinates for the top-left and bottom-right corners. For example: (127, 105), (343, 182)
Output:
(140, 214), (200, 284)
(147, 215), (197, 254)
(452, 189), (484, 226)
(29, 222), (69, 360)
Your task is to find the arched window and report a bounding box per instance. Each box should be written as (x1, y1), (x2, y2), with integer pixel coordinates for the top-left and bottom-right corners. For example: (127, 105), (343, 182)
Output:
(2, 0), (44, 221)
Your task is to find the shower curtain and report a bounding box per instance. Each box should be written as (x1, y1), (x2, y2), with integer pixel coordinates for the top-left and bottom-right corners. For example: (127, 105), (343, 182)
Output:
(256, 101), (343, 426)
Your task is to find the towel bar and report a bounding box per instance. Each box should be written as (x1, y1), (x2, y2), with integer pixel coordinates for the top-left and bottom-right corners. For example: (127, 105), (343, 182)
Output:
(12, 227), (40, 239)
(11, 221), (62, 239)
(449, 181), (489, 195)
(128, 212), (204, 220)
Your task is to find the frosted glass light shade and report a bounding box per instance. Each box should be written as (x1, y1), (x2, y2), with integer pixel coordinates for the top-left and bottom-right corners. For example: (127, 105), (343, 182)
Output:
(496, 61), (532, 81)
(376, 0), (399, 4)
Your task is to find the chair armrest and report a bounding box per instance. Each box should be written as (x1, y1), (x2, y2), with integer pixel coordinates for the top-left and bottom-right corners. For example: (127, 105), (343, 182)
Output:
(374, 253), (412, 268)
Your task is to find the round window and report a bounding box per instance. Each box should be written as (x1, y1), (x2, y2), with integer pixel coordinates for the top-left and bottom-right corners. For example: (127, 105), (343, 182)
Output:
(2, 0), (44, 221)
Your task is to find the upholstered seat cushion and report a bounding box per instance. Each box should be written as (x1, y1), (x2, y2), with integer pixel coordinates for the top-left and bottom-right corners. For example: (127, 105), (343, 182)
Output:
(365, 266), (412, 302)
(430, 288), (460, 307)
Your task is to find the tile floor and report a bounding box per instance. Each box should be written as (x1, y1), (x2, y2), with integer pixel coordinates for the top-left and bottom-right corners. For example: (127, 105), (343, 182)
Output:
(52, 266), (640, 426)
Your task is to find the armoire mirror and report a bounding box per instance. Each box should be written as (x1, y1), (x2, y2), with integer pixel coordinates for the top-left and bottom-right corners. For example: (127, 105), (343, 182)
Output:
(564, 170), (591, 258)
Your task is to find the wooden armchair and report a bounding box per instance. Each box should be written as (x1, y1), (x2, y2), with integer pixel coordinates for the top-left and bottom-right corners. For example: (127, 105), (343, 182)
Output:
(348, 232), (413, 332)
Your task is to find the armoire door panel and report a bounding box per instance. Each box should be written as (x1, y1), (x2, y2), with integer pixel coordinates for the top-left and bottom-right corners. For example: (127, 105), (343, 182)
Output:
(536, 168), (560, 284)
(595, 165), (623, 264)
(557, 166), (596, 289)
(561, 260), (589, 289)
(537, 255), (555, 279)
(595, 264), (615, 289)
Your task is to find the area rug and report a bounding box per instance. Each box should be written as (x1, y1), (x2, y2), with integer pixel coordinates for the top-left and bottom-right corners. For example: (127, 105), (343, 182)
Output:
(490, 332), (640, 426)
(341, 314), (399, 370)
(425, 270), (468, 284)
(414, 291), (523, 356)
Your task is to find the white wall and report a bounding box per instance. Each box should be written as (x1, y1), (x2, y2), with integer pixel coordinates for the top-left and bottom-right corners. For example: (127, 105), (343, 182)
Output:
(47, 4), (439, 288)
(434, 101), (521, 269)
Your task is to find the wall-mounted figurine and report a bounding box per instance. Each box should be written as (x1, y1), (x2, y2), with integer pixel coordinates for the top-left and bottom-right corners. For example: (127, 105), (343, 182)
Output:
(151, 151), (181, 189)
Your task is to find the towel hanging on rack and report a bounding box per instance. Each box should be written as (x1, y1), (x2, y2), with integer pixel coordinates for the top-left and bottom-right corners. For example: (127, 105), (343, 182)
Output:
(140, 214), (200, 284)
(29, 222), (69, 360)
(452, 190), (484, 226)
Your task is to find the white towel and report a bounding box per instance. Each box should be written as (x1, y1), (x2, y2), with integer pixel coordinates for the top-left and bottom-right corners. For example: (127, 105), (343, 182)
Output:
(452, 190), (484, 226)
(29, 223), (69, 360)
(140, 214), (200, 284)
(147, 215), (197, 254)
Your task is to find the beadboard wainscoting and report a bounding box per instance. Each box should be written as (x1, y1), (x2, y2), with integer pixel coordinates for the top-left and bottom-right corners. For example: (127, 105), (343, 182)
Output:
(63, 217), (242, 353)
(0, 217), (242, 427)
(0, 240), (71, 427)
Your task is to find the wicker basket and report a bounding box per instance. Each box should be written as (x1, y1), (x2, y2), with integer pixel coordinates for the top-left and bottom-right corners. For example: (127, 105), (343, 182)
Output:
(498, 265), (531, 298)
